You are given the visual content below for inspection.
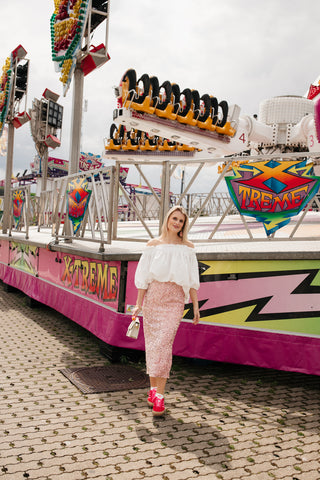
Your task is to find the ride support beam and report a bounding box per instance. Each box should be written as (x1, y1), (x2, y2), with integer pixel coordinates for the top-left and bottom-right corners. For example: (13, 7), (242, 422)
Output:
(69, 65), (84, 175)
(2, 122), (14, 234)
(41, 146), (49, 192)
(159, 161), (170, 233)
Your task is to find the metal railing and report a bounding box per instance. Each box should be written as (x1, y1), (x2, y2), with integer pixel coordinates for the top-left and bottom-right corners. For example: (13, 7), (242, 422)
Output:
(111, 156), (237, 242)
(8, 185), (33, 239)
(111, 152), (320, 243)
(36, 166), (115, 251)
(3, 152), (320, 248)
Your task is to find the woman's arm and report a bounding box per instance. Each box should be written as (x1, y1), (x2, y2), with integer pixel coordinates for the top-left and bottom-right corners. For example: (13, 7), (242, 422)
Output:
(189, 288), (200, 325)
(132, 288), (147, 316)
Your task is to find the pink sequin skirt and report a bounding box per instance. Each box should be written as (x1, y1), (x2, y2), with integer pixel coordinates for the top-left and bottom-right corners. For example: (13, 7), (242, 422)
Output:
(142, 280), (185, 378)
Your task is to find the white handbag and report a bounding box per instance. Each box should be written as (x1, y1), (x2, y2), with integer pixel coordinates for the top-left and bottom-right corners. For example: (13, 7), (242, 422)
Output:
(126, 316), (140, 339)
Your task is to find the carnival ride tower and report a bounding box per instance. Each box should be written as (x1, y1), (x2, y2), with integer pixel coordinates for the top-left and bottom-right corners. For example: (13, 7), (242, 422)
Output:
(51, 0), (110, 174)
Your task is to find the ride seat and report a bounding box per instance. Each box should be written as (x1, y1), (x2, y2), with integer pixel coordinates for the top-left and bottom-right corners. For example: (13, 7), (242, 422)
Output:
(177, 143), (195, 151)
(105, 139), (121, 151)
(121, 69), (137, 109)
(197, 116), (215, 131)
(155, 81), (178, 120)
(155, 101), (178, 121)
(177, 107), (197, 126)
(122, 139), (139, 151)
(176, 88), (198, 126)
(216, 121), (236, 137)
(158, 140), (176, 151)
(131, 95), (156, 115)
(139, 139), (157, 151)
(127, 74), (158, 114)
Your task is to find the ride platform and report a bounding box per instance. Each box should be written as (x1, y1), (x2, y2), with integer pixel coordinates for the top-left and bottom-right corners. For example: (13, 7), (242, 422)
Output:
(1, 214), (320, 376)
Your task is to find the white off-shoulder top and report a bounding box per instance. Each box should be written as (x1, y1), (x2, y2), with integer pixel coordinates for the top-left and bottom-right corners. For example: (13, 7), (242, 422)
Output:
(135, 244), (200, 302)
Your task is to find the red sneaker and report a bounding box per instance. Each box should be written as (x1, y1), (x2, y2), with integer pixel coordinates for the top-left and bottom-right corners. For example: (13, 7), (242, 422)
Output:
(147, 388), (157, 406)
(152, 395), (165, 416)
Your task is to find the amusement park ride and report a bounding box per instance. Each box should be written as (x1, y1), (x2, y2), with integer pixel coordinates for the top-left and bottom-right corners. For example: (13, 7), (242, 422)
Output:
(2, 1), (320, 377)
(0, 0), (110, 230)
(105, 68), (320, 160)
(50, 0), (110, 174)
(103, 69), (320, 236)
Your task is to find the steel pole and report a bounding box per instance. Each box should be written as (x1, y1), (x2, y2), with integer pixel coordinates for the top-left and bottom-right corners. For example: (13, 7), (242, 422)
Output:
(180, 167), (185, 194)
(41, 146), (49, 191)
(159, 161), (170, 234)
(2, 122), (14, 233)
(69, 65), (84, 174)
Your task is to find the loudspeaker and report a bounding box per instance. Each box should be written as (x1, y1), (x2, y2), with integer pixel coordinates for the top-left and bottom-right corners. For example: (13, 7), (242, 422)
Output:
(44, 135), (61, 149)
(13, 111), (31, 129)
(11, 45), (27, 60)
(80, 44), (110, 76)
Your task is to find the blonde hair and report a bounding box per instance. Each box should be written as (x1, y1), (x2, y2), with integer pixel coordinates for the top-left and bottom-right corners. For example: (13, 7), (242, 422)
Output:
(161, 205), (189, 242)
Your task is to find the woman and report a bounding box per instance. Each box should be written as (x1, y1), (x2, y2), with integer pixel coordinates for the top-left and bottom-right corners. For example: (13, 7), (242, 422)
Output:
(132, 205), (200, 416)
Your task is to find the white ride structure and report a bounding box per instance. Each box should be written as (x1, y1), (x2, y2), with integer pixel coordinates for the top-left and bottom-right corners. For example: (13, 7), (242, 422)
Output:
(107, 69), (320, 161)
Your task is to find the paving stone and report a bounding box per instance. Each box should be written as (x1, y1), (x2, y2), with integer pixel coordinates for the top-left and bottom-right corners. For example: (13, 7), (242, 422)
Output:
(298, 459), (320, 472)
(1, 285), (320, 480)
(291, 473), (320, 480)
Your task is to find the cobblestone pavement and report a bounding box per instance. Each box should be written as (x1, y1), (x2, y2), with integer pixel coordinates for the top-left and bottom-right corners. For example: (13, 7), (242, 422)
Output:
(0, 283), (320, 480)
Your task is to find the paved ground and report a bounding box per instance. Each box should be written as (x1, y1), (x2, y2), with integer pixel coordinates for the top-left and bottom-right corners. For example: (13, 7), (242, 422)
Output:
(0, 283), (320, 480)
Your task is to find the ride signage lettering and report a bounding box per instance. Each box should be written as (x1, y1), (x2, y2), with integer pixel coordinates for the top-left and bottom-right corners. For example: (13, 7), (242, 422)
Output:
(61, 255), (118, 302)
(238, 184), (309, 212)
(225, 159), (320, 235)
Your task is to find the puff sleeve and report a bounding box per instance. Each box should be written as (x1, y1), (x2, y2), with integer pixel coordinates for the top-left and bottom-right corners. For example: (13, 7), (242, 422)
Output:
(188, 249), (200, 292)
(134, 247), (153, 290)
(134, 245), (200, 301)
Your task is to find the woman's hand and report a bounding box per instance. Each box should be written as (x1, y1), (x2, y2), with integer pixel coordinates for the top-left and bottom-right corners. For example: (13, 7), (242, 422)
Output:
(193, 309), (200, 325)
(189, 288), (200, 325)
(133, 290), (146, 317)
(132, 305), (142, 317)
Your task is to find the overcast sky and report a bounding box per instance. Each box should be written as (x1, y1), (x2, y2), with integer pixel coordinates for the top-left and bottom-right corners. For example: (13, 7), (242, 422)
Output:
(0, 0), (319, 186)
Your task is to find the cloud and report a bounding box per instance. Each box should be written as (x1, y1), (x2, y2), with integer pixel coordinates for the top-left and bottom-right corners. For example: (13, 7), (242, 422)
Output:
(0, 0), (319, 182)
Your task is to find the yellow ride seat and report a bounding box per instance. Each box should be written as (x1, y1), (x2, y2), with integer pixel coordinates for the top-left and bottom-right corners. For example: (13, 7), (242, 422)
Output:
(177, 143), (195, 152)
(177, 108), (197, 126)
(213, 99), (230, 134)
(158, 140), (176, 151)
(132, 95), (155, 115)
(196, 93), (213, 131)
(155, 81), (178, 121)
(177, 89), (199, 127)
(127, 74), (158, 115)
(139, 139), (157, 151)
(197, 116), (215, 131)
(216, 121), (236, 137)
(105, 139), (121, 151)
(155, 102), (177, 120)
(121, 139), (139, 151)
(133, 75), (160, 115)
(121, 69), (137, 109)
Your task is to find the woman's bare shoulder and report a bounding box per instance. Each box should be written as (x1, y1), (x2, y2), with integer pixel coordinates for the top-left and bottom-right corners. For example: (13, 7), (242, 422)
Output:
(184, 240), (195, 248)
(146, 238), (162, 247)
